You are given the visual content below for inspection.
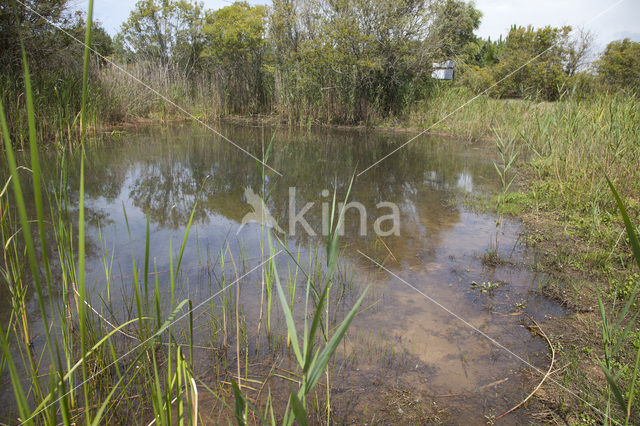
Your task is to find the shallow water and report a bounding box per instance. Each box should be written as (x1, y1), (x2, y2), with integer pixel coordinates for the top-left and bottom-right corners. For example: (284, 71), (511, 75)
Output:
(4, 122), (566, 423)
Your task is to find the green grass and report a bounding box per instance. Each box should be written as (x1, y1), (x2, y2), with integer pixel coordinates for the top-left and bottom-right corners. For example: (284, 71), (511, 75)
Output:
(596, 178), (640, 425)
(0, 8), (367, 424)
(401, 87), (638, 289)
(403, 87), (639, 423)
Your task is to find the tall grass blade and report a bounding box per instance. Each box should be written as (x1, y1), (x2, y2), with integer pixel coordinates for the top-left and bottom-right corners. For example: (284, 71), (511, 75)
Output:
(606, 176), (640, 271)
(288, 391), (308, 426)
(77, 1), (94, 422)
(80, 0), (94, 137)
(271, 248), (303, 366)
(304, 286), (368, 393)
(600, 361), (627, 412)
(326, 172), (356, 277)
(231, 379), (247, 426)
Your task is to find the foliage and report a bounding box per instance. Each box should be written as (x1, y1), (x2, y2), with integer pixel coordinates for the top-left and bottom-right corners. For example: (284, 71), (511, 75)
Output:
(201, 1), (270, 113)
(115, 0), (205, 74)
(597, 38), (640, 93)
(0, 0), (68, 75)
(467, 35), (505, 67)
(0, 1), (114, 144)
(597, 178), (640, 425)
(202, 1), (266, 59)
(269, 0), (472, 123)
(459, 25), (594, 101)
(428, 0), (482, 59)
(68, 13), (114, 61)
(493, 25), (571, 101)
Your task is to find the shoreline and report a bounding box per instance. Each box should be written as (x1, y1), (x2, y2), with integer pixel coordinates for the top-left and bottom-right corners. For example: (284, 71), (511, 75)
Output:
(89, 104), (635, 421)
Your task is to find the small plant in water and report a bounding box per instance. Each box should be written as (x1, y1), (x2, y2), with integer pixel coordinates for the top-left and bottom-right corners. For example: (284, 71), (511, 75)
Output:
(491, 129), (519, 254)
(231, 172), (369, 425)
(470, 280), (502, 293)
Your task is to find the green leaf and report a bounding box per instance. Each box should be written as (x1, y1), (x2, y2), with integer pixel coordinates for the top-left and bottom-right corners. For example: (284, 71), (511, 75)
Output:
(305, 286), (369, 393)
(231, 380), (247, 426)
(288, 391), (308, 426)
(606, 176), (640, 271)
(303, 280), (330, 373)
(271, 239), (304, 367)
(599, 361), (627, 413)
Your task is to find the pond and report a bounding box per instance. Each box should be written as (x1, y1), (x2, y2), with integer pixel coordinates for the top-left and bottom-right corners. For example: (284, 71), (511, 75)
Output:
(3, 122), (566, 423)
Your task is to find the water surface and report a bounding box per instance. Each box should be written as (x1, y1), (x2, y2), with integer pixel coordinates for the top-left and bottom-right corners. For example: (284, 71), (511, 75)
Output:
(10, 123), (566, 423)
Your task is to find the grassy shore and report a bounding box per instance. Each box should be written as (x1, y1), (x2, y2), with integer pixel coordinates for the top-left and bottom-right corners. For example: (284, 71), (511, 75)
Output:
(395, 87), (639, 423)
(405, 87), (639, 306)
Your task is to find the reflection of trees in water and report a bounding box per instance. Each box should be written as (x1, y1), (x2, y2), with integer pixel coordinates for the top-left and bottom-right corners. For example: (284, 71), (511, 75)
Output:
(69, 124), (496, 255)
(124, 129), (258, 228)
(129, 162), (203, 228)
(2, 124), (497, 323)
(0, 151), (117, 324)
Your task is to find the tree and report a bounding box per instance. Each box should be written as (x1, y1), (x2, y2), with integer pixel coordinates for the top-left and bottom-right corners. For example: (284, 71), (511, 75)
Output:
(428, 0), (482, 59)
(66, 12), (114, 62)
(460, 25), (596, 101)
(0, 0), (69, 75)
(0, 1), (116, 139)
(269, 0), (461, 123)
(470, 36), (505, 67)
(116, 0), (205, 74)
(270, 0), (302, 62)
(597, 38), (640, 93)
(565, 28), (594, 77)
(201, 1), (269, 112)
(487, 25), (572, 101)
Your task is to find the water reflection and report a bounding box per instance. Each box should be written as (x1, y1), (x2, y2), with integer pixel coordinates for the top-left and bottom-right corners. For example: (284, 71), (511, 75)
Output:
(24, 123), (564, 422)
(76, 125), (494, 245)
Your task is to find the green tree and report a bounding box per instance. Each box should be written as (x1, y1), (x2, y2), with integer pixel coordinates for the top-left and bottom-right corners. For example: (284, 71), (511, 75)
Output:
(564, 28), (594, 77)
(597, 38), (640, 93)
(428, 0), (482, 59)
(465, 36), (504, 68)
(270, 0), (302, 62)
(201, 1), (269, 113)
(495, 25), (572, 100)
(0, 2), (116, 140)
(66, 12), (114, 62)
(461, 25), (593, 101)
(0, 0), (69, 75)
(116, 0), (205, 73)
(269, 0), (464, 123)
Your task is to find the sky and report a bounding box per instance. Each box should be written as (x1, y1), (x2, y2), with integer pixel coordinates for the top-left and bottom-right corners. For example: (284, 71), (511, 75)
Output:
(70, 0), (269, 35)
(474, 0), (640, 50)
(72, 0), (640, 51)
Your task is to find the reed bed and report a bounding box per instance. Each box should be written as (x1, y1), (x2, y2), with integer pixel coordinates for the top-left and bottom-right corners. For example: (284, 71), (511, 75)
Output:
(0, 8), (368, 424)
(404, 87), (639, 270)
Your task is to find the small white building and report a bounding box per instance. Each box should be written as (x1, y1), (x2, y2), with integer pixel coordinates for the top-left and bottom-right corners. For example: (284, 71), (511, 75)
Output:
(432, 60), (455, 80)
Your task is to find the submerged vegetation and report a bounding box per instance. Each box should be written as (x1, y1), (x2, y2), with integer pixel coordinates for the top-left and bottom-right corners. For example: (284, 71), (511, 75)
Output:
(0, 0), (639, 424)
